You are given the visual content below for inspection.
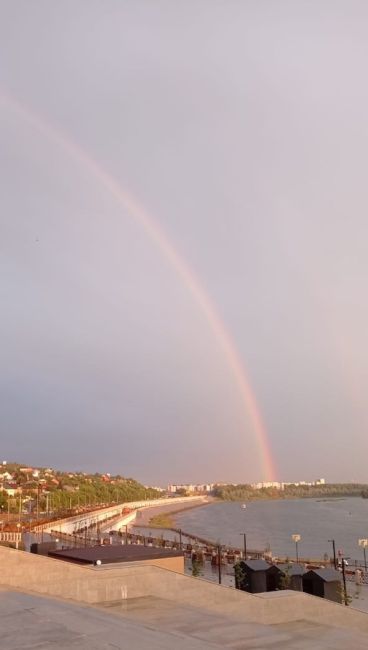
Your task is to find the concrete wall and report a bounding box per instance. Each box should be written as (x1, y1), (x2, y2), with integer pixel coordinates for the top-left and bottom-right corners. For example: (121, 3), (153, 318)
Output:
(98, 510), (137, 533)
(0, 545), (155, 602)
(49, 511), (139, 542)
(1, 546), (368, 633)
(124, 556), (184, 574)
(36, 496), (206, 535)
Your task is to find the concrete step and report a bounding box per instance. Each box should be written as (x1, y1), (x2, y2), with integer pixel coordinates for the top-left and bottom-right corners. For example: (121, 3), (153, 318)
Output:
(0, 590), (218, 650)
(3, 588), (368, 650)
(100, 595), (368, 649)
(100, 597), (295, 648)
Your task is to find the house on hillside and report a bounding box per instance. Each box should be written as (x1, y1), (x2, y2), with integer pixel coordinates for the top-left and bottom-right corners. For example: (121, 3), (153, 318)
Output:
(1, 483), (21, 497)
(0, 472), (13, 482)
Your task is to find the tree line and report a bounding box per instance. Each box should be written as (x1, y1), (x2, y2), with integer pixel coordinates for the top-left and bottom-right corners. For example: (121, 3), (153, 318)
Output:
(213, 483), (368, 501)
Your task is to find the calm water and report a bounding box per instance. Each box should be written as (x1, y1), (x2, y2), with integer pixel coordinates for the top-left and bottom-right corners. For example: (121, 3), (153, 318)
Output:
(174, 498), (368, 561)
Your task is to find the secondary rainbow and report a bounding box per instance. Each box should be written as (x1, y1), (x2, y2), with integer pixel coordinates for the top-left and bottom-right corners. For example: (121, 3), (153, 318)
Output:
(1, 91), (277, 481)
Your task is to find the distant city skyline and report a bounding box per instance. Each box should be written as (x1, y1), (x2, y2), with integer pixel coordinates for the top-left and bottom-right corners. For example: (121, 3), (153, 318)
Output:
(2, 1), (368, 484)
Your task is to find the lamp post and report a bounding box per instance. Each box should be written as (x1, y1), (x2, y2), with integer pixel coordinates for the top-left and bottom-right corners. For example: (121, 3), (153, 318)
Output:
(217, 545), (222, 585)
(328, 539), (337, 569)
(358, 539), (368, 570)
(240, 533), (247, 559)
(16, 522), (21, 550)
(36, 484), (40, 521)
(291, 534), (301, 563)
(240, 503), (247, 559)
(341, 556), (350, 606)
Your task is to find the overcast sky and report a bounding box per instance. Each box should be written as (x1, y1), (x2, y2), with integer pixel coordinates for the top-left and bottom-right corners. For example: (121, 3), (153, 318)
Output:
(1, 1), (368, 485)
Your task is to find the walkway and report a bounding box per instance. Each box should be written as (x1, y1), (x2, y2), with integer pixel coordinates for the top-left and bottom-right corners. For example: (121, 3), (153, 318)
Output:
(99, 595), (368, 649)
(3, 587), (368, 650)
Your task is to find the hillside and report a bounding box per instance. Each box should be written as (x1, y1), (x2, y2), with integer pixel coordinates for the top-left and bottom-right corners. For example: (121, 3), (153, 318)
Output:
(0, 462), (161, 515)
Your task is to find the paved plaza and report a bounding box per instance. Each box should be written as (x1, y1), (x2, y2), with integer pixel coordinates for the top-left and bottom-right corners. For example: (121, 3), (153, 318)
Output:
(2, 587), (368, 650)
(348, 580), (368, 613)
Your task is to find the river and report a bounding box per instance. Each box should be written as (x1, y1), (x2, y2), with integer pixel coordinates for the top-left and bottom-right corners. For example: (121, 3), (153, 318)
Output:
(172, 498), (368, 561)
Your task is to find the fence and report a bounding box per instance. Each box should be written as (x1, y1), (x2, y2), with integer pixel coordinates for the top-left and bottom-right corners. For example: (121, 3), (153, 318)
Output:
(0, 531), (22, 549)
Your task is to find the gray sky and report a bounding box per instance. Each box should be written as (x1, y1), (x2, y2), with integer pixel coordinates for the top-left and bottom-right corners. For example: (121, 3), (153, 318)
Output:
(1, 0), (368, 485)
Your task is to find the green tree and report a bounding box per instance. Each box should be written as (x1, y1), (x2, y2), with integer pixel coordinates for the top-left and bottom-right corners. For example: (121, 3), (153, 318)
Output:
(336, 581), (352, 606)
(191, 558), (202, 577)
(279, 564), (292, 590)
(234, 561), (248, 590)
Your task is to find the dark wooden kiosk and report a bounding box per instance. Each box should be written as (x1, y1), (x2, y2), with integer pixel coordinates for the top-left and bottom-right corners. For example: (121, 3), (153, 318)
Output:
(277, 563), (306, 591)
(302, 568), (342, 602)
(236, 559), (282, 593)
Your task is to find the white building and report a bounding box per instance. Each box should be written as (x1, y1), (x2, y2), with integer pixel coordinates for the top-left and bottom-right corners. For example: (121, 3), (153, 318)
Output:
(251, 482), (284, 490)
(167, 484), (213, 494)
(251, 478), (327, 490)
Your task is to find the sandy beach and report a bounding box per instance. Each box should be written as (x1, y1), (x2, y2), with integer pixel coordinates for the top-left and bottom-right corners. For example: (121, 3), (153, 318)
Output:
(133, 498), (212, 528)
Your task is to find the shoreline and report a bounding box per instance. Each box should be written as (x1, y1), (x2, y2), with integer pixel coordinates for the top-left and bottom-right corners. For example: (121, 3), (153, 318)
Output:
(135, 494), (358, 530)
(216, 491), (367, 503)
(133, 497), (214, 529)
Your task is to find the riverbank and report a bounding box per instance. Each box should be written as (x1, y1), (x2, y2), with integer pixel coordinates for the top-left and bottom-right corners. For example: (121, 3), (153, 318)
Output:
(133, 497), (213, 529)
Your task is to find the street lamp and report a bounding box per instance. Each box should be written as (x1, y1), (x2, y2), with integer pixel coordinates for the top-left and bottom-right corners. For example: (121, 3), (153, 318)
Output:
(240, 533), (247, 559)
(217, 544), (222, 585)
(328, 539), (337, 569)
(340, 556), (350, 606)
(18, 494), (22, 523)
(358, 539), (368, 571)
(291, 534), (301, 563)
(36, 483), (40, 521)
(240, 504), (247, 559)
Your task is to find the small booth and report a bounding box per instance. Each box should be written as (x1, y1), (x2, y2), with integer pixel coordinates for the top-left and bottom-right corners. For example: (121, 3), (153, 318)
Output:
(236, 560), (282, 593)
(302, 568), (341, 603)
(277, 563), (305, 591)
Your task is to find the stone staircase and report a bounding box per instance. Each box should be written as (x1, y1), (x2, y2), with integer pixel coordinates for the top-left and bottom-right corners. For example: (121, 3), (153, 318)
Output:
(2, 545), (368, 648)
(99, 595), (368, 649)
(2, 584), (368, 649)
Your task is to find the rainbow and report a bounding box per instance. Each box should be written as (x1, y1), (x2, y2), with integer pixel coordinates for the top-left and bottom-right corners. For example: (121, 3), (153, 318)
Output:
(0, 91), (277, 481)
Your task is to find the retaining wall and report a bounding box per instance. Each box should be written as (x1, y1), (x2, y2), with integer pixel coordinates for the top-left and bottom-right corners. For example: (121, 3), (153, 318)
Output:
(36, 496), (205, 535)
(1, 545), (368, 633)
